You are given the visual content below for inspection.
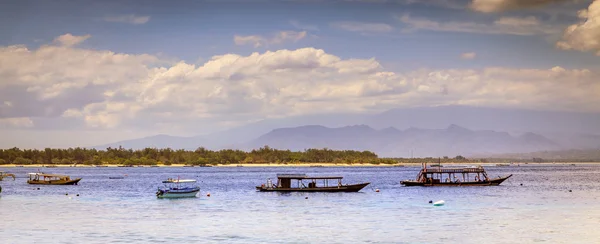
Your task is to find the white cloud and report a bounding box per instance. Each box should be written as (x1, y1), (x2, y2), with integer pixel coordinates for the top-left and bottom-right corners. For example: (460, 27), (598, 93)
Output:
(461, 52), (477, 59)
(495, 16), (540, 26)
(234, 35), (265, 48)
(398, 14), (562, 35)
(469, 0), (572, 12)
(103, 14), (150, 25)
(234, 31), (307, 48)
(556, 0), (600, 55)
(0, 118), (34, 128)
(53, 33), (91, 47)
(1, 34), (600, 134)
(330, 21), (394, 33)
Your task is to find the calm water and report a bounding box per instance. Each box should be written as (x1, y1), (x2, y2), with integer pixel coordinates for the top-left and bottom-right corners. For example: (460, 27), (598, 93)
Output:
(1, 165), (599, 244)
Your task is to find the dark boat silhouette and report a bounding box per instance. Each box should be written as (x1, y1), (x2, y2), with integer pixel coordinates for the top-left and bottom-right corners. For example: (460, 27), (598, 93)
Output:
(256, 174), (370, 192)
(400, 162), (512, 187)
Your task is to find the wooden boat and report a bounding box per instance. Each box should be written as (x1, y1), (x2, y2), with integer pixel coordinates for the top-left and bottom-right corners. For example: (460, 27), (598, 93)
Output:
(0, 171), (16, 181)
(256, 174), (370, 192)
(400, 163), (512, 187)
(156, 178), (200, 198)
(27, 173), (81, 185)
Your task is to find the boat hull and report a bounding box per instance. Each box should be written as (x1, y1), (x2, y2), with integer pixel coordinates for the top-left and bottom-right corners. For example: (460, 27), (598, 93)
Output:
(255, 183), (370, 192)
(156, 188), (200, 199)
(400, 175), (512, 187)
(27, 178), (82, 185)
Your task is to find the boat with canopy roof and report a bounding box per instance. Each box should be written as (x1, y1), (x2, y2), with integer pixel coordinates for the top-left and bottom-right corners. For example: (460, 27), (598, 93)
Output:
(400, 162), (512, 187)
(256, 174), (370, 192)
(27, 172), (81, 185)
(156, 178), (200, 198)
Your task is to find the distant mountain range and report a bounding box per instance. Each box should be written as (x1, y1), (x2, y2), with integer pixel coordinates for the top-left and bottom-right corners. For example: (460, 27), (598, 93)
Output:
(93, 105), (600, 157)
(243, 124), (562, 157)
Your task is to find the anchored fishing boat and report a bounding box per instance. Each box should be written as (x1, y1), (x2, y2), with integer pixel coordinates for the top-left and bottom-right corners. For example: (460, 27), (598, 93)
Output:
(400, 163), (512, 187)
(27, 173), (81, 185)
(156, 178), (200, 198)
(256, 174), (370, 192)
(0, 171), (16, 181)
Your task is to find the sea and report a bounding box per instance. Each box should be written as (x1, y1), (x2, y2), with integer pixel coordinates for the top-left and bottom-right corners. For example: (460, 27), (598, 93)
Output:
(0, 165), (599, 244)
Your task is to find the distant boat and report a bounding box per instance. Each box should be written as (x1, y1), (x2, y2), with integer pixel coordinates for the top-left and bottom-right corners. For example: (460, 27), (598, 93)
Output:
(156, 178), (200, 198)
(400, 163), (512, 187)
(95, 165), (108, 167)
(496, 164), (510, 167)
(109, 176), (125, 179)
(256, 174), (370, 192)
(0, 171), (16, 181)
(27, 173), (81, 185)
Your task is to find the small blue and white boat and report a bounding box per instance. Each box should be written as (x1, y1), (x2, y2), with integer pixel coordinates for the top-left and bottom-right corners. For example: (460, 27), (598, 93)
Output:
(156, 178), (200, 199)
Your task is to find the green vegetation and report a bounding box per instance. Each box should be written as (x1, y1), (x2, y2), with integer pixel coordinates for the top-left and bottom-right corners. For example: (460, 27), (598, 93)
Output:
(3, 146), (594, 166)
(0, 146), (398, 165)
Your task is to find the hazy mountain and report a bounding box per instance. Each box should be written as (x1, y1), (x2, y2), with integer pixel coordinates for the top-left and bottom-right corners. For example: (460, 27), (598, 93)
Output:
(92, 105), (600, 155)
(364, 105), (600, 134)
(93, 134), (207, 150)
(93, 113), (369, 150)
(244, 124), (561, 157)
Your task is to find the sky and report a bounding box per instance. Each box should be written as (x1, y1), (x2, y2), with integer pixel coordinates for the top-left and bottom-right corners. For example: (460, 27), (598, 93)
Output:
(1, 0), (600, 148)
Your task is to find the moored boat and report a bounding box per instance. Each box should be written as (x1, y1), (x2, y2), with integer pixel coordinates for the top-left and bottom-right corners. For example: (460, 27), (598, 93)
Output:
(27, 173), (81, 185)
(156, 178), (200, 198)
(256, 174), (370, 192)
(0, 171), (16, 181)
(400, 163), (512, 187)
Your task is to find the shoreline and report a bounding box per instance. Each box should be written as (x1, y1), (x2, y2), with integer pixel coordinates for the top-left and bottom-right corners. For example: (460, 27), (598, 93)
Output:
(1, 162), (599, 168)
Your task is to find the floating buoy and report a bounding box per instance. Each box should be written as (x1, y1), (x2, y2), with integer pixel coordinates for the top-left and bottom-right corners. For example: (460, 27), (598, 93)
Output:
(37, 188), (40, 190)
(428, 200), (433, 204)
(76, 194), (80, 196)
(206, 193), (210, 197)
(375, 189), (380, 192)
(305, 197), (308, 199)
(520, 183), (523, 186)
(569, 190), (572, 192)
(433, 200), (445, 206)
(65, 193), (68, 196)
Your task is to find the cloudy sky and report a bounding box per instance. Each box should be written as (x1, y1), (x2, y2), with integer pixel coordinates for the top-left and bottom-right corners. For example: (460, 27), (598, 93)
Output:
(1, 0), (599, 148)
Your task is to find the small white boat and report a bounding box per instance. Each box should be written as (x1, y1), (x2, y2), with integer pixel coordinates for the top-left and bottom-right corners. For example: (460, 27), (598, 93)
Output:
(156, 178), (200, 199)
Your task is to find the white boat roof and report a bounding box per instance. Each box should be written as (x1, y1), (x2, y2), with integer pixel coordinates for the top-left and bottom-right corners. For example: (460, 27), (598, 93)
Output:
(162, 179), (196, 183)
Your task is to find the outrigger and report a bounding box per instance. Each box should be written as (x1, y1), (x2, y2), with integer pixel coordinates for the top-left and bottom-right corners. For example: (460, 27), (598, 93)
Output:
(400, 163), (512, 187)
(256, 174), (370, 192)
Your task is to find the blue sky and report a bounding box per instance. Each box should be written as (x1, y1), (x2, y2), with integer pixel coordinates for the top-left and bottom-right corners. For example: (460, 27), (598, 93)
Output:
(2, 0), (597, 69)
(1, 0), (600, 148)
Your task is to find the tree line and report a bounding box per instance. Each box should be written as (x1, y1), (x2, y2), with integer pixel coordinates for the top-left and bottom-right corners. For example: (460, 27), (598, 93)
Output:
(0, 146), (402, 165)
